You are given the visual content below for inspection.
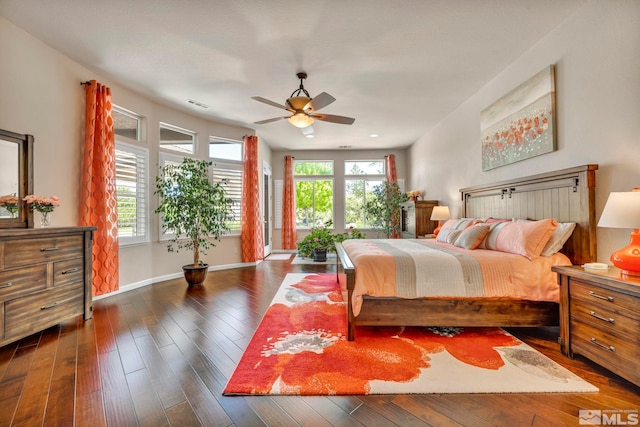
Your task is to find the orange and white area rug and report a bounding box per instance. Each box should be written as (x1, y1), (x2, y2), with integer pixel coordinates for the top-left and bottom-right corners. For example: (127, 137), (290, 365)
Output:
(223, 273), (597, 395)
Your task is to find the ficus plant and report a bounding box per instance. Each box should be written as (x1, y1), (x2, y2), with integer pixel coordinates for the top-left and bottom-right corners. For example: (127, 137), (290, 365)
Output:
(365, 181), (408, 238)
(154, 157), (233, 266)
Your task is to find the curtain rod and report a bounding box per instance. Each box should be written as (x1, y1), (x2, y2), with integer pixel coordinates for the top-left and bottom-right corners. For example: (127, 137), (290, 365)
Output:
(80, 81), (92, 86)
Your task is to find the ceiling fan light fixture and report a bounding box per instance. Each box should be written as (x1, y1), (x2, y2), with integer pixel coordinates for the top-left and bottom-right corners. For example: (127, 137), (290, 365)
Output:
(288, 112), (314, 128)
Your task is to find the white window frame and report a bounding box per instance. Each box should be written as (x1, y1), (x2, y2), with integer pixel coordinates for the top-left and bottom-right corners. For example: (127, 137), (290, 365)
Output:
(209, 136), (243, 236)
(211, 160), (242, 236)
(344, 159), (386, 230)
(159, 122), (196, 154)
(293, 160), (335, 230)
(115, 141), (149, 245)
(157, 152), (185, 241)
(209, 136), (243, 161)
(113, 106), (142, 141)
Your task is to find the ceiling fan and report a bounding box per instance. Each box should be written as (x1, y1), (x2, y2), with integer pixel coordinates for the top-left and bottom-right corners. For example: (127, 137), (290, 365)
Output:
(252, 72), (355, 134)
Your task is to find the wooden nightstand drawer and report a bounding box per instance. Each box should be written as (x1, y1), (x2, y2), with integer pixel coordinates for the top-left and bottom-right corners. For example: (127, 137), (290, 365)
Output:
(570, 299), (640, 339)
(0, 264), (47, 301)
(4, 281), (85, 340)
(3, 235), (83, 269)
(570, 280), (638, 316)
(571, 320), (640, 385)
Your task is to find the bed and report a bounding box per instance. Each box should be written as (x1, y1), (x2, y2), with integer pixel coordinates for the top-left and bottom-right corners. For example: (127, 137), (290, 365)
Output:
(336, 165), (598, 341)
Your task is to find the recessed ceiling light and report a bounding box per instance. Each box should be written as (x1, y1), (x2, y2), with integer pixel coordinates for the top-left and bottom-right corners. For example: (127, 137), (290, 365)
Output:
(306, 134), (314, 138)
(369, 134), (379, 138)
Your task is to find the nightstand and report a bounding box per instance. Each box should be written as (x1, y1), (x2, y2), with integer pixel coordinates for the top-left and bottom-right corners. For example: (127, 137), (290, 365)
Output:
(552, 265), (640, 387)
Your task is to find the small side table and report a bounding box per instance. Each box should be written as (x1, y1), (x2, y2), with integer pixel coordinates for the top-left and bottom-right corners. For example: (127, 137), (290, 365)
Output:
(552, 265), (640, 387)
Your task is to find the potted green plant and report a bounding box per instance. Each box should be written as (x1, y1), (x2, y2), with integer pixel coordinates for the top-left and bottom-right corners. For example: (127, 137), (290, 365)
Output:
(365, 181), (408, 238)
(297, 221), (336, 261)
(155, 157), (233, 286)
(297, 221), (366, 261)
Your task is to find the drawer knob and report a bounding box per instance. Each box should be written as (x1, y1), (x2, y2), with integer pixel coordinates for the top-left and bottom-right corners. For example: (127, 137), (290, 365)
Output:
(0, 282), (14, 289)
(588, 291), (614, 302)
(61, 268), (80, 274)
(590, 337), (615, 353)
(41, 302), (60, 310)
(40, 246), (60, 252)
(589, 311), (615, 324)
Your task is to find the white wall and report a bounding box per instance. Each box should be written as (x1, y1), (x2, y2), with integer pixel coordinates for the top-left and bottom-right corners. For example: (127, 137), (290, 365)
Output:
(0, 16), (268, 292)
(408, 0), (640, 263)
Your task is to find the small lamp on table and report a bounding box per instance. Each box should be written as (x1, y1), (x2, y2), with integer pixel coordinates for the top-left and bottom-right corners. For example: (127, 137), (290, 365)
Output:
(430, 206), (451, 236)
(597, 187), (640, 277)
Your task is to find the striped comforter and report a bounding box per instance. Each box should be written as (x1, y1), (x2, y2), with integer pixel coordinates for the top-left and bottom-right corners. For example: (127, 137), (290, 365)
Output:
(341, 239), (571, 317)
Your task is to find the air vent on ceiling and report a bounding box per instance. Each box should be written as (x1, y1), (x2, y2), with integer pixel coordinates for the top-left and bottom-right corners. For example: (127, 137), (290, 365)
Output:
(185, 99), (210, 109)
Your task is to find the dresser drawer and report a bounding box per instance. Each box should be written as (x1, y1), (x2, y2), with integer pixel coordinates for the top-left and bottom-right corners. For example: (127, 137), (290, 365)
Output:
(0, 265), (48, 301)
(570, 299), (640, 340)
(569, 280), (638, 317)
(2, 235), (83, 269)
(4, 281), (84, 340)
(570, 320), (640, 385)
(53, 259), (84, 287)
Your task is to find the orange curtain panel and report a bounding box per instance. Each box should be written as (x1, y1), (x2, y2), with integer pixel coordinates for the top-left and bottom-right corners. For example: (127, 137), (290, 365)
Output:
(386, 154), (398, 183)
(80, 80), (119, 295)
(282, 155), (297, 249)
(241, 135), (264, 262)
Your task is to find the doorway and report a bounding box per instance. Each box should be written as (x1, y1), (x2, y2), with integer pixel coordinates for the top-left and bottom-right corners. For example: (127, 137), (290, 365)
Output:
(263, 161), (272, 257)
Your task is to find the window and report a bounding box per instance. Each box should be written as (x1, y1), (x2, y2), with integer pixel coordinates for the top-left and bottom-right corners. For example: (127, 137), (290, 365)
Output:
(209, 137), (242, 161)
(210, 136), (243, 234)
(113, 107), (141, 141)
(294, 160), (334, 228)
(159, 122), (195, 154)
(211, 162), (242, 234)
(344, 160), (385, 228)
(157, 152), (184, 241)
(115, 141), (149, 245)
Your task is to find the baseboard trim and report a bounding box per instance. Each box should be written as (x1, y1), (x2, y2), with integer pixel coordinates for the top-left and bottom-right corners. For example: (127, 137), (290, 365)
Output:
(93, 261), (259, 300)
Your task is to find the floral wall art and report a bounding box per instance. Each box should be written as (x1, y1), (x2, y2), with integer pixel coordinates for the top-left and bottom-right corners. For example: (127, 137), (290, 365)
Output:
(481, 65), (556, 171)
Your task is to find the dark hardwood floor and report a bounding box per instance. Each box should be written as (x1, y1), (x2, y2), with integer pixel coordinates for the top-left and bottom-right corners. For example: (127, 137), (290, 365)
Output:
(0, 259), (638, 426)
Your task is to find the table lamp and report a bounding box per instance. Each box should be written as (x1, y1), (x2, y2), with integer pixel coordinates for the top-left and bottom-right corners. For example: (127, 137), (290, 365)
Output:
(597, 188), (640, 277)
(430, 206), (450, 236)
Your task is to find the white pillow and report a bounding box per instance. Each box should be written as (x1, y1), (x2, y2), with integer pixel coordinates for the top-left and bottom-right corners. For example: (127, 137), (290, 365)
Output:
(540, 222), (576, 256)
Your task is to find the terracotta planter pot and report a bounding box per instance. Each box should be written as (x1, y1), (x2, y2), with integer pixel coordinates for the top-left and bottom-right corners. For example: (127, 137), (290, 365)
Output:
(182, 263), (209, 286)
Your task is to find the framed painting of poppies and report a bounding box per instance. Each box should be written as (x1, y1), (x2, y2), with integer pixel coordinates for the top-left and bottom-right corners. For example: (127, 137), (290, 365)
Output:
(480, 65), (556, 171)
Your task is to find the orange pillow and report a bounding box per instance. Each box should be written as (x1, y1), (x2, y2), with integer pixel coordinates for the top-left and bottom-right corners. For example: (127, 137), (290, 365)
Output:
(495, 218), (558, 259)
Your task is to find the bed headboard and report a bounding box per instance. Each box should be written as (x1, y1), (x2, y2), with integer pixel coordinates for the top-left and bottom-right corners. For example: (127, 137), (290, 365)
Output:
(460, 165), (598, 265)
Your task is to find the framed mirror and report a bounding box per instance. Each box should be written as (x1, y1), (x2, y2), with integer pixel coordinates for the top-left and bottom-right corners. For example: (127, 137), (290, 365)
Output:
(0, 129), (33, 228)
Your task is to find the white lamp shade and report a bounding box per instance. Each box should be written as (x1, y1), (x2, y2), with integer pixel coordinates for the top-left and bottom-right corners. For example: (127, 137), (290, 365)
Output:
(430, 206), (451, 221)
(597, 191), (640, 229)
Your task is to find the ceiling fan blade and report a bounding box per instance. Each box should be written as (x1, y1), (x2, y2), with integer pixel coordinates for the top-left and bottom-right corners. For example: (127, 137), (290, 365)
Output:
(304, 92), (335, 112)
(254, 117), (287, 125)
(311, 113), (355, 125)
(251, 96), (291, 111)
(301, 125), (314, 136)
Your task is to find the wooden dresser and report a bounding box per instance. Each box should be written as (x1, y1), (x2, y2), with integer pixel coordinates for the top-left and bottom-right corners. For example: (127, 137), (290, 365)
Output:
(552, 265), (640, 387)
(400, 200), (439, 238)
(0, 227), (95, 347)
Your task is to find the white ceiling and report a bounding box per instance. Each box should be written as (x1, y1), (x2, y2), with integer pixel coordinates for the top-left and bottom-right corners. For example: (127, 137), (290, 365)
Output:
(0, 0), (586, 151)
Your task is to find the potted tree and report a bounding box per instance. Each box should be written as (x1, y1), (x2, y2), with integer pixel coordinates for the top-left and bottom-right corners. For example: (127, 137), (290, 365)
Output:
(155, 157), (233, 286)
(365, 181), (408, 238)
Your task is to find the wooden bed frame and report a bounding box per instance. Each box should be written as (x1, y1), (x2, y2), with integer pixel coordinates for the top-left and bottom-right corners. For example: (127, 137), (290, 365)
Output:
(336, 164), (598, 341)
